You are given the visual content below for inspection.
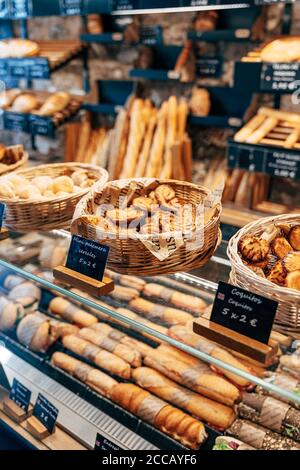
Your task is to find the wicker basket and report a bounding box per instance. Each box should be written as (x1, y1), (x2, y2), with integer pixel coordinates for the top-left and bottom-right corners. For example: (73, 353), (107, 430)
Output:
(72, 178), (222, 276)
(228, 213), (300, 337)
(0, 151), (28, 176)
(1, 163), (108, 232)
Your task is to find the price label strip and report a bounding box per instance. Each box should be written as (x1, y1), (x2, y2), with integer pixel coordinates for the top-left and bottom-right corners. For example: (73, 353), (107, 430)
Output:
(53, 235), (114, 297)
(94, 433), (121, 451)
(260, 63), (300, 93)
(193, 281), (278, 364)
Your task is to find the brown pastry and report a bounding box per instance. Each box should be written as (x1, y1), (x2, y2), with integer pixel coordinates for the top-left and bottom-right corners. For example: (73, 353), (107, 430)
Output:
(288, 225), (300, 251)
(0, 89), (21, 109)
(129, 297), (193, 326)
(11, 93), (39, 113)
(283, 252), (300, 272)
(238, 235), (269, 262)
(132, 196), (158, 213)
(154, 184), (176, 205)
(36, 92), (70, 117)
(271, 237), (293, 259)
(260, 37), (300, 63)
(267, 261), (287, 286)
(189, 87), (211, 117)
(106, 208), (145, 225)
(87, 14), (103, 34)
(193, 11), (218, 31)
(286, 271), (300, 291)
(109, 284), (139, 302)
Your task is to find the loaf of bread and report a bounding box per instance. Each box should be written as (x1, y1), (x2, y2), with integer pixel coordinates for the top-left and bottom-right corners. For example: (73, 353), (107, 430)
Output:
(52, 352), (117, 397)
(132, 367), (235, 430)
(8, 281), (41, 307)
(62, 334), (131, 379)
(129, 297), (193, 326)
(0, 296), (24, 331)
(106, 269), (146, 291)
(109, 284), (140, 302)
(168, 325), (253, 388)
(49, 297), (97, 328)
(143, 283), (207, 315)
(110, 383), (207, 449)
(36, 92), (70, 117)
(78, 327), (142, 367)
(144, 348), (240, 406)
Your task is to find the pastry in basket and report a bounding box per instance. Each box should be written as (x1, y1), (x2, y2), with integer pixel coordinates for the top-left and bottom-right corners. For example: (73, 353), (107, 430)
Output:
(271, 236), (293, 259)
(238, 236), (270, 262)
(283, 252), (300, 272)
(266, 261), (287, 286)
(260, 37), (300, 63)
(0, 296), (24, 331)
(0, 89), (21, 109)
(34, 92), (71, 117)
(289, 226), (300, 251)
(0, 39), (39, 58)
(11, 93), (40, 113)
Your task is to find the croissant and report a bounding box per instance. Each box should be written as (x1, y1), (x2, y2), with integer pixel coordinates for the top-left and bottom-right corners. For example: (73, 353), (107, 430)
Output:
(62, 334), (131, 379)
(110, 383), (207, 449)
(51, 352), (117, 397)
(132, 367), (235, 430)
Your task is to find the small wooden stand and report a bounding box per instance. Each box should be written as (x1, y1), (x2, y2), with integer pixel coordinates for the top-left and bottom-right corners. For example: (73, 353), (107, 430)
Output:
(0, 228), (9, 241)
(53, 265), (114, 298)
(2, 398), (32, 424)
(26, 415), (52, 440)
(193, 317), (278, 365)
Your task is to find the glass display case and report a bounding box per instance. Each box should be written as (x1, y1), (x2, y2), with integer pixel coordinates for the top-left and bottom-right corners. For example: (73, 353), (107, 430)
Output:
(0, 229), (300, 451)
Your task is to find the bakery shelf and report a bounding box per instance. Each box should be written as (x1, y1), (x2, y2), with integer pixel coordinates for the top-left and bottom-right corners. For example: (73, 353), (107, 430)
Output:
(81, 24), (163, 46)
(227, 139), (300, 181)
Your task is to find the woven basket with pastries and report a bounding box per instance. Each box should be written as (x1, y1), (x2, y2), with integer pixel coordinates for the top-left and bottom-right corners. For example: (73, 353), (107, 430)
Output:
(0, 163), (108, 232)
(71, 178), (222, 276)
(0, 144), (28, 176)
(228, 214), (300, 337)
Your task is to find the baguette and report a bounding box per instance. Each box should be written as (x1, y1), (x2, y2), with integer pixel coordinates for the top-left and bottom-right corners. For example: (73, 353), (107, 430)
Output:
(143, 282), (207, 315)
(246, 117), (278, 144)
(144, 348), (240, 406)
(258, 107), (300, 126)
(168, 325), (253, 388)
(109, 109), (130, 179)
(134, 109), (157, 177)
(110, 383), (207, 449)
(132, 367), (236, 430)
(62, 334), (131, 379)
(51, 352), (117, 397)
(234, 114), (266, 143)
(145, 102), (168, 177)
(129, 297), (193, 326)
(49, 297), (97, 328)
(106, 269), (146, 291)
(78, 327), (142, 366)
(161, 96), (178, 179)
(109, 284), (140, 302)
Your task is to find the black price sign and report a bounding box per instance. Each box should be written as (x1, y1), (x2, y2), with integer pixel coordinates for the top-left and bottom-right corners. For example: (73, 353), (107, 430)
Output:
(66, 235), (109, 282)
(60, 0), (82, 16)
(260, 63), (300, 93)
(9, 378), (31, 413)
(10, 0), (30, 18)
(211, 281), (278, 344)
(196, 57), (223, 78)
(33, 393), (58, 434)
(94, 433), (121, 451)
(0, 203), (5, 230)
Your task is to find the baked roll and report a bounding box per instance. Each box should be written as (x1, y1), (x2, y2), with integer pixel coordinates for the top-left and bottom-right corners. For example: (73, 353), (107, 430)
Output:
(36, 92), (70, 117)
(78, 327), (142, 367)
(0, 296), (24, 331)
(62, 334), (131, 379)
(110, 383), (207, 449)
(129, 297), (193, 326)
(144, 348), (240, 406)
(51, 352), (117, 397)
(109, 284), (140, 302)
(0, 89), (21, 109)
(11, 93), (39, 113)
(132, 367), (235, 430)
(49, 297), (98, 328)
(8, 281), (41, 308)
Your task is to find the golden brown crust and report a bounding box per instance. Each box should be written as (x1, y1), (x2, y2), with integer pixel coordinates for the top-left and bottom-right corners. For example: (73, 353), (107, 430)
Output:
(283, 252), (300, 272)
(286, 271), (300, 291)
(266, 260), (287, 286)
(239, 236), (269, 262)
(288, 225), (300, 251)
(271, 236), (293, 259)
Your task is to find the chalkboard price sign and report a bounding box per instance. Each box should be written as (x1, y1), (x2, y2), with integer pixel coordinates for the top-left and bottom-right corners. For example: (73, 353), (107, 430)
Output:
(10, 378), (31, 413)
(94, 433), (121, 451)
(33, 393), (59, 434)
(66, 235), (109, 282)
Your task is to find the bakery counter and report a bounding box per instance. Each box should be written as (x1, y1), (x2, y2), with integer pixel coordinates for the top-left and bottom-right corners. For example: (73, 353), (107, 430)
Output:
(1, 229), (300, 450)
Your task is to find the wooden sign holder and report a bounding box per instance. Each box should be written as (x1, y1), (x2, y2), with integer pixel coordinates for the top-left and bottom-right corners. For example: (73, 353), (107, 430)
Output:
(2, 398), (32, 424)
(0, 228), (9, 241)
(193, 317), (278, 365)
(26, 415), (54, 440)
(53, 265), (114, 298)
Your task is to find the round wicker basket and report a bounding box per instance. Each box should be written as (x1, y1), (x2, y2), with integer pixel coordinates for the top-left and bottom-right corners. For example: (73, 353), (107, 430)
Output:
(0, 151), (28, 176)
(228, 213), (300, 337)
(71, 178), (222, 276)
(0, 163), (108, 232)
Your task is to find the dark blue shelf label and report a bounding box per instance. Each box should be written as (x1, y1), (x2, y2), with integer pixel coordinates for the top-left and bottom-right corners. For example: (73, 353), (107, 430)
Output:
(60, 0), (82, 16)
(4, 111), (29, 133)
(254, 0), (292, 4)
(196, 57), (223, 78)
(33, 393), (58, 434)
(0, 1), (9, 18)
(260, 63), (300, 93)
(0, 203), (5, 231)
(1, 58), (49, 80)
(66, 235), (110, 282)
(140, 25), (163, 46)
(29, 115), (53, 137)
(211, 281), (277, 344)
(10, 378), (31, 413)
(94, 433), (121, 451)
(10, 0), (31, 18)
(228, 141), (300, 181)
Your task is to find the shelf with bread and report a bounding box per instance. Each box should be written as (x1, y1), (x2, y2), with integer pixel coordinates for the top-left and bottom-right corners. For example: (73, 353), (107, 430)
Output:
(1, 229), (300, 450)
(129, 44), (223, 82)
(234, 36), (300, 93)
(0, 38), (87, 81)
(0, 89), (83, 137)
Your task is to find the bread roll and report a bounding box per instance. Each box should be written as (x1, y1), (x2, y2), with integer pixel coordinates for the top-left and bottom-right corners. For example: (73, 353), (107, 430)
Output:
(129, 297), (193, 326)
(132, 367), (235, 430)
(78, 327), (142, 367)
(110, 383), (207, 449)
(144, 348), (240, 406)
(8, 281), (41, 307)
(109, 284), (139, 302)
(37, 92), (70, 116)
(11, 93), (39, 113)
(51, 352), (117, 397)
(49, 297), (97, 328)
(143, 283), (207, 314)
(62, 335), (131, 379)
(0, 89), (21, 109)
(0, 296), (24, 331)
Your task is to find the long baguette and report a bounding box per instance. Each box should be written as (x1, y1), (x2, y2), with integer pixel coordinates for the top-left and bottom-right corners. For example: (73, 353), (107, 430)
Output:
(234, 114), (266, 143)
(132, 366), (236, 430)
(52, 352), (117, 397)
(129, 297), (193, 326)
(135, 109), (158, 177)
(49, 297), (97, 328)
(145, 101), (168, 177)
(144, 348), (240, 406)
(161, 96), (178, 179)
(110, 382), (207, 449)
(62, 334), (131, 379)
